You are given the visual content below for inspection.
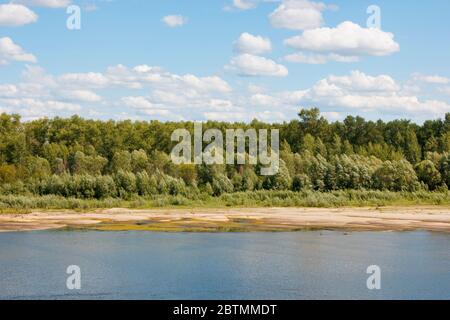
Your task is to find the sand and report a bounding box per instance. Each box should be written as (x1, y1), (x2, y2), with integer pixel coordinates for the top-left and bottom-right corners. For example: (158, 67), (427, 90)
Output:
(1, 206), (450, 233)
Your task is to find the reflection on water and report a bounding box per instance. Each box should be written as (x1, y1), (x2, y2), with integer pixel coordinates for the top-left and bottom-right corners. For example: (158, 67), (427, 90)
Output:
(0, 231), (449, 300)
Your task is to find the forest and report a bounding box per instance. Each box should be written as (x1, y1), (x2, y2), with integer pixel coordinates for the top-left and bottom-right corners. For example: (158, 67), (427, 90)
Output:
(1, 108), (450, 210)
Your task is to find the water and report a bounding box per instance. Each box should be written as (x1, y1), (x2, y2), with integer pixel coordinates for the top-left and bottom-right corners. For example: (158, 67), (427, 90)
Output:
(0, 231), (449, 300)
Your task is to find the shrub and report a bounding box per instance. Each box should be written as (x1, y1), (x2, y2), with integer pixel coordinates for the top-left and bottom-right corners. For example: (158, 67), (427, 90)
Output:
(415, 160), (442, 190)
(373, 160), (420, 191)
(292, 174), (312, 191)
(211, 174), (233, 196)
(136, 171), (156, 196)
(95, 175), (117, 199)
(114, 170), (137, 198)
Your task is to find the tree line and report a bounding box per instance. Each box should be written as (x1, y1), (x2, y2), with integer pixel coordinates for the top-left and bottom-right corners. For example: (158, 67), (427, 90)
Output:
(1, 108), (450, 200)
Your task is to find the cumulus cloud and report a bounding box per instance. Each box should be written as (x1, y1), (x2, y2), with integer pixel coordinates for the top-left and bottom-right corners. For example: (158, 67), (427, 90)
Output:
(0, 4), (38, 26)
(234, 32), (272, 55)
(269, 0), (332, 30)
(61, 90), (102, 102)
(256, 110), (287, 122)
(321, 111), (342, 121)
(13, 0), (71, 8)
(226, 54), (288, 77)
(301, 71), (450, 116)
(438, 87), (450, 96)
(0, 63), (234, 120)
(0, 84), (19, 97)
(0, 37), (37, 64)
(412, 73), (450, 85)
(59, 72), (110, 88)
(162, 15), (188, 27)
(121, 96), (171, 117)
(232, 0), (258, 10)
(250, 93), (281, 107)
(203, 111), (248, 122)
(3, 63), (449, 122)
(284, 21), (400, 61)
(121, 96), (155, 110)
(244, 70), (450, 120)
(284, 52), (359, 64)
(0, 97), (81, 120)
(325, 71), (400, 92)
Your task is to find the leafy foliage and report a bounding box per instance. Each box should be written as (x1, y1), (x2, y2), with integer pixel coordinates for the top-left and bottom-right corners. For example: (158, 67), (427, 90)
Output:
(1, 109), (450, 200)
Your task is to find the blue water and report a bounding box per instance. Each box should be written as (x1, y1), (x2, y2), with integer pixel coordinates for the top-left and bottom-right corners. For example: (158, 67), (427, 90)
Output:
(0, 231), (449, 300)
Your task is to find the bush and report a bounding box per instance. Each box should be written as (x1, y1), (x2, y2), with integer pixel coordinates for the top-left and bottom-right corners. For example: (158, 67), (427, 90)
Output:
(75, 174), (97, 198)
(415, 160), (442, 190)
(114, 170), (137, 198)
(212, 174), (233, 196)
(373, 160), (420, 191)
(95, 175), (117, 199)
(292, 174), (312, 191)
(135, 171), (157, 196)
(439, 154), (450, 186)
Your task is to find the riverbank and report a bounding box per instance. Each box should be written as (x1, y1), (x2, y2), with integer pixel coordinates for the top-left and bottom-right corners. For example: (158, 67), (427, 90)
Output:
(1, 190), (450, 214)
(1, 206), (449, 233)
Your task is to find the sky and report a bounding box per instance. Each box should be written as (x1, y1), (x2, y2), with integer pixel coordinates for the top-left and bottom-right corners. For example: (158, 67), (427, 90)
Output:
(0, 0), (450, 123)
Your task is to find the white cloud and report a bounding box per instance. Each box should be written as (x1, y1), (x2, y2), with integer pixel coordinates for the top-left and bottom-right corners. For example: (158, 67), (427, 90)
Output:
(59, 72), (110, 88)
(412, 73), (450, 85)
(256, 110), (287, 122)
(162, 15), (188, 27)
(84, 3), (98, 12)
(0, 84), (18, 97)
(180, 74), (232, 93)
(0, 4), (37, 27)
(227, 53), (288, 77)
(438, 87), (450, 96)
(207, 99), (238, 111)
(321, 111), (342, 121)
(247, 84), (266, 94)
(64, 64), (232, 93)
(269, 0), (330, 30)
(61, 90), (102, 102)
(121, 96), (155, 110)
(0, 97), (81, 120)
(14, 0), (71, 8)
(301, 71), (450, 116)
(284, 21), (400, 57)
(326, 71), (400, 92)
(121, 96), (171, 116)
(3, 63), (448, 123)
(0, 37), (37, 64)
(232, 0), (257, 10)
(203, 112), (248, 122)
(58, 65), (233, 118)
(234, 32), (272, 55)
(0, 64), (232, 120)
(250, 93), (281, 107)
(284, 52), (359, 64)
(141, 109), (171, 116)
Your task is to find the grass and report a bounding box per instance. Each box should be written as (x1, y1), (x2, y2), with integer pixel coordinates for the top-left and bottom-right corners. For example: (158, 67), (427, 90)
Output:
(1, 189), (450, 213)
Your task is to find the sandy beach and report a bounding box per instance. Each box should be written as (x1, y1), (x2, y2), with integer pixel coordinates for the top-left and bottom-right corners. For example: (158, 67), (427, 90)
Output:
(1, 206), (450, 232)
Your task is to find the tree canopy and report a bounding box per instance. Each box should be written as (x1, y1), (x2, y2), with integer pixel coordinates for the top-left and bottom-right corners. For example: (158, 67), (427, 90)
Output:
(1, 109), (450, 199)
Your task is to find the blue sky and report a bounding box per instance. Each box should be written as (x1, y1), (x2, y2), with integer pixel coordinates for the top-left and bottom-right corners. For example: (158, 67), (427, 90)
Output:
(1, 0), (450, 123)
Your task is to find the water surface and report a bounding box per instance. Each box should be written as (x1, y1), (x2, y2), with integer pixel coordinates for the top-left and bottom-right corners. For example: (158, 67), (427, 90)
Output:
(0, 231), (449, 299)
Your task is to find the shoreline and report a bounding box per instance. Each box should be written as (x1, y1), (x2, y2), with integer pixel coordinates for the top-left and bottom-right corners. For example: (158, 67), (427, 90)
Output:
(1, 206), (450, 233)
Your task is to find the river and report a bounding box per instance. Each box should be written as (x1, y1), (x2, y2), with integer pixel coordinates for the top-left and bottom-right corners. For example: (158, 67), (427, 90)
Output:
(0, 231), (449, 299)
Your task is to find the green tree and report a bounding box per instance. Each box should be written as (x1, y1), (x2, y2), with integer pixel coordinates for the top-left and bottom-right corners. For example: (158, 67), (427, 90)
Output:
(415, 160), (442, 190)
